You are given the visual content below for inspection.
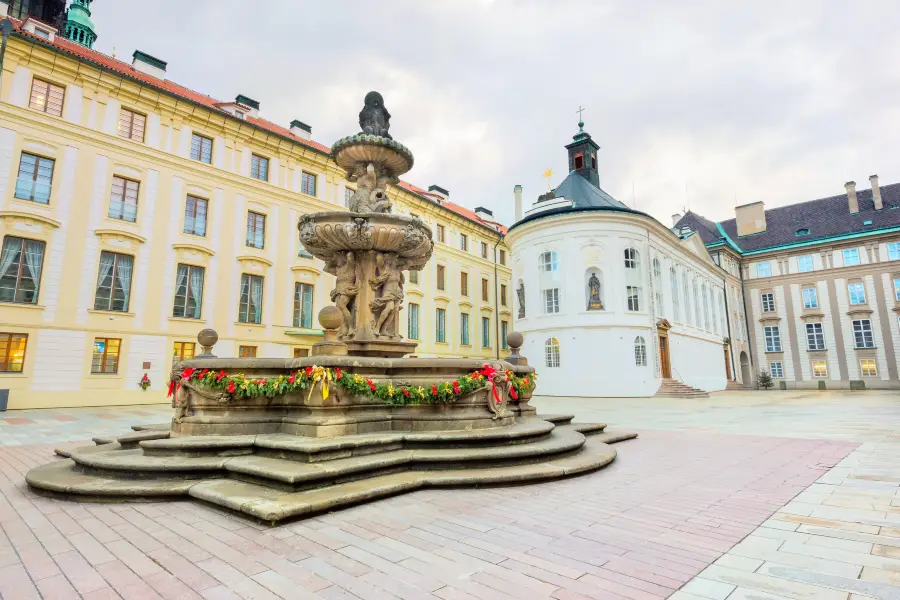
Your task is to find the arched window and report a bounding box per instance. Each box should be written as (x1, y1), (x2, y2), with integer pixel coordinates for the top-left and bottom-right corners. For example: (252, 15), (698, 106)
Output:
(624, 248), (640, 269)
(670, 267), (680, 322)
(702, 282), (710, 331)
(539, 251), (558, 273)
(683, 272), (692, 325)
(653, 259), (663, 317)
(545, 338), (560, 368)
(711, 286), (719, 334)
(693, 278), (701, 327)
(634, 336), (647, 366)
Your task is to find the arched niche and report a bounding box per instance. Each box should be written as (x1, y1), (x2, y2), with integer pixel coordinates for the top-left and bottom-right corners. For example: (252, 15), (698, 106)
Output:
(585, 267), (604, 311)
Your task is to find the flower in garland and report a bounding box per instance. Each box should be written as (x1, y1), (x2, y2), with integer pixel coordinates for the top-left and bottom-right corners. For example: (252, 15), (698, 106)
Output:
(452, 380), (461, 395)
(402, 387), (410, 398)
(305, 366), (314, 377)
(387, 384), (395, 398)
(226, 381), (236, 394)
(431, 384), (438, 396)
(288, 373), (295, 384)
(181, 367), (195, 380)
(334, 367), (343, 380)
(216, 370), (227, 382)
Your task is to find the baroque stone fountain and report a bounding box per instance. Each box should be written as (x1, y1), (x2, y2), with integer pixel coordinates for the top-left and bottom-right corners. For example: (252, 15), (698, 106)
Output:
(25, 92), (636, 523)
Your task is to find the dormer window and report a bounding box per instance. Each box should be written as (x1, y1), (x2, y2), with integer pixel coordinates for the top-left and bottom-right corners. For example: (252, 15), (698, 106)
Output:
(573, 153), (584, 170)
(795, 228), (810, 236)
(591, 153), (596, 169)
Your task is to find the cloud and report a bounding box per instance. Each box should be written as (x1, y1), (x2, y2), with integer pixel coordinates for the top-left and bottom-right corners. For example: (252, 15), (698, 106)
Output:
(91, 0), (900, 226)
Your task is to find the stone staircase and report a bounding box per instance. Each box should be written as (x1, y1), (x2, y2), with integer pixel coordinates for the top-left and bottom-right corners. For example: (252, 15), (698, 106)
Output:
(726, 380), (752, 391)
(30, 415), (637, 524)
(655, 378), (710, 398)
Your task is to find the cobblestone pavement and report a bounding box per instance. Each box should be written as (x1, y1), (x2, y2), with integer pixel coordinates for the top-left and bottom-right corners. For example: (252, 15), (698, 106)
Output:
(0, 390), (893, 599)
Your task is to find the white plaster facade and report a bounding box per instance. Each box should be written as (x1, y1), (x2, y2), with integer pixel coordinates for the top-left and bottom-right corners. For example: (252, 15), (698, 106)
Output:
(507, 209), (733, 397)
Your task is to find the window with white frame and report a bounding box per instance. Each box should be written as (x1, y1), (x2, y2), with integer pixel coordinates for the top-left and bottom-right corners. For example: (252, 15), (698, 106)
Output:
(539, 251), (558, 272)
(894, 277), (900, 302)
(769, 361), (784, 378)
(301, 172), (317, 196)
(800, 287), (818, 309)
(797, 255), (814, 273)
(812, 360), (828, 377)
(764, 326), (782, 352)
(693, 279), (701, 326)
(634, 336), (647, 366)
(544, 288), (560, 314)
(848, 282), (866, 305)
(624, 248), (640, 269)
(702, 283), (710, 330)
(860, 359), (877, 377)
(843, 248), (860, 266)
(293, 283), (314, 328)
(653, 259), (662, 317)
(683, 273), (692, 325)
(852, 319), (874, 349)
(806, 322), (825, 351)
(761, 292), (775, 313)
(889, 243), (900, 260)
(710, 287), (719, 334)
(545, 338), (560, 368)
(670, 267), (680, 322)
(757, 262), (771, 277)
(94, 251), (133, 312)
(626, 286), (641, 312)
(190, 133), (213, 164)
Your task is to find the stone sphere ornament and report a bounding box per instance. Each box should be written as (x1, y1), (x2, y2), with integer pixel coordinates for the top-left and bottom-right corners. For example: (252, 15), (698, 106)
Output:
(318, 305), (342, 331)
(197, 328), (218, 358)
(507, 330), (524, 350)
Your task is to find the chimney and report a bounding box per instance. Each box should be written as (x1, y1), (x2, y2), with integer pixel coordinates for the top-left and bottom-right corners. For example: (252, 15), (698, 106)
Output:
(671, 212), (682, 227)
(132, 50), (167, 79)
(845, 181), (858, 214)
(290, 119), (311, 140)
(870, 174), (883, 210)
(735, 201), (767, 236)
(427, 184), (449, 203)
(235, 95), (259, 118)
(0, 2), (8, 17)
(514, 184), (523, 222)
(474, 206), (493, 221)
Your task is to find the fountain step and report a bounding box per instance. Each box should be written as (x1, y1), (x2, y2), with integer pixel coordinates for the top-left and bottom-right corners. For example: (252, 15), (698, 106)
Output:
(188, 435), (618, 522)
(569, 423), (607, 435)
(141, 419), (558, 460)
(132, 423), (171, 432)
(92, 436), (114, 446)
(539, 414), (575, 425)
(117, 430), (170, 448)
(225, 428), (587, 486)
(26, 459), (194, 497)
(591, 430), (639, 444)
(69, 427), (587, 481)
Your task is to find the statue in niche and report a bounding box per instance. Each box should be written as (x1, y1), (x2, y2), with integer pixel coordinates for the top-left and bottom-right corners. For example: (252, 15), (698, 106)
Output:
(359, 91), (392, 139)
(517, 282), (525, 319)
(587, 273), (603, 310)
(348, 163), (392, 213)
(370, 252), (404, 337)
(325, 251), (359, 337)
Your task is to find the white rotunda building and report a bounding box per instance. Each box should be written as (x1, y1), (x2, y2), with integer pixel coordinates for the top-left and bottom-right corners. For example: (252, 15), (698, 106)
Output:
(506, 122), (744, 397)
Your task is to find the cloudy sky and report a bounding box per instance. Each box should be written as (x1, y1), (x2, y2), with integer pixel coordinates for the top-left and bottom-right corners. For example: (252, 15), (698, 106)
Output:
(92, 0), (900, 226)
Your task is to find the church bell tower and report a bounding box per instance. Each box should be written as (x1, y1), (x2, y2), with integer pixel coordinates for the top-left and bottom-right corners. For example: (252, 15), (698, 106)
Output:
(64, 0), (97, 49)
(565, 119), (600, 188)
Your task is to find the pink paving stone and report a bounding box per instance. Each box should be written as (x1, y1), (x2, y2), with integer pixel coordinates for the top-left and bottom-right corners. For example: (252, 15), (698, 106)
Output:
(3, 417), (35, 424)
(50, 415), (80, 422)
(0, 430), (859, 599)
(91, 414), (121, 419)
(35, 574), (81, 600)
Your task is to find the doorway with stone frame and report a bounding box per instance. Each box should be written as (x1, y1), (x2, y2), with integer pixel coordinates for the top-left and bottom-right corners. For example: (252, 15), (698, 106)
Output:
(657, 319), (672, 379)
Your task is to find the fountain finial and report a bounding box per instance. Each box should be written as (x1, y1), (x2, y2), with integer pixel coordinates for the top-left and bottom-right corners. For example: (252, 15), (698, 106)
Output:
(359, 91), (392, 139)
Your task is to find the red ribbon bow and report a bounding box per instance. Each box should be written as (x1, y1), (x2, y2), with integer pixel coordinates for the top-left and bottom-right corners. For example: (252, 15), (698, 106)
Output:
(480, 364), (502, 404)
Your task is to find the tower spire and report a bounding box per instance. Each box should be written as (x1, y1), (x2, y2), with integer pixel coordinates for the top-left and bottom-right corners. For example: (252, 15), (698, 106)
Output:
(64, 0), (97, 49)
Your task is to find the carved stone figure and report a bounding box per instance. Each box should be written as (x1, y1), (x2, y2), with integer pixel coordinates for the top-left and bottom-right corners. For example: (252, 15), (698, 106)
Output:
(325, 252), (359, 337)
(587, 273), (603, 310)
(359, 91), (392, 139)
(348, 163), (392, 213)
(517, 282), (525, 319)
(172, 379), (231, 424)
(486, 368), (510, 420)
(369, 252), (404, 337)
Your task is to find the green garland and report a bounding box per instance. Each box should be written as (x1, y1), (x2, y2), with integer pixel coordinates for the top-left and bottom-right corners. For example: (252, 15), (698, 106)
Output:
(169, 364), (537, 406)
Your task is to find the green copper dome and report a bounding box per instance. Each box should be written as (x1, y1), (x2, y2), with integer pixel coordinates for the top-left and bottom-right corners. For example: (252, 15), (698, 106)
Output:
(65, 0), (97, 49)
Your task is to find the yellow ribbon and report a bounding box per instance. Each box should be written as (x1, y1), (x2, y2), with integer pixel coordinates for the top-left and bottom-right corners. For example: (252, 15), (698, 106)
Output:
(305, 366), (332, 402)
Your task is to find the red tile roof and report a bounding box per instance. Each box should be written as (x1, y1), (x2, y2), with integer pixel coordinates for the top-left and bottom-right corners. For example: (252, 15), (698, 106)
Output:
(12, 21), (504, 234)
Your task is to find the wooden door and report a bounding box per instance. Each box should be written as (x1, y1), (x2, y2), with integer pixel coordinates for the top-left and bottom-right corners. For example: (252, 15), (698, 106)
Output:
(659, 335), (671, 378)
(724, 346), (732, 379)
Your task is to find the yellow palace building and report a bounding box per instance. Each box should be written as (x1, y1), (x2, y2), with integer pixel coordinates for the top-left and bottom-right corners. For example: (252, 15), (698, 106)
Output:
(0, 3), (512, 409)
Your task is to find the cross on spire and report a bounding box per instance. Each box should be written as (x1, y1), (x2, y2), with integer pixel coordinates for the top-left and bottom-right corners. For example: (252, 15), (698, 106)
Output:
(576, 105), (586, 121)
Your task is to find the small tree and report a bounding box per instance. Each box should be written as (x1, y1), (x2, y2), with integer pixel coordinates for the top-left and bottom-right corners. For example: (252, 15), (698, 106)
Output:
(758, 369), (774, 390)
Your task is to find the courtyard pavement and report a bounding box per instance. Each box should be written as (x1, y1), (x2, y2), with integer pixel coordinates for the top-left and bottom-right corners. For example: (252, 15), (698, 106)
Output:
(0, 390), (894, 599)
